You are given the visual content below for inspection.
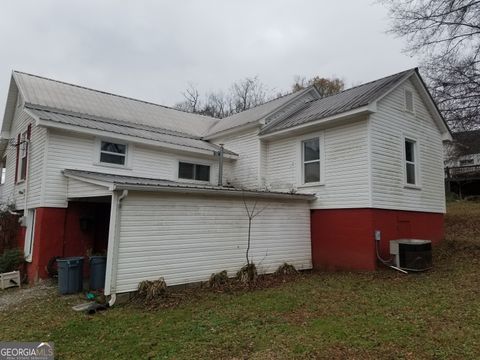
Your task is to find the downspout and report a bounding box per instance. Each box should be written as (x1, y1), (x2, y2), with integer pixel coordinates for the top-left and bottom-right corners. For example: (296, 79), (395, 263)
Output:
(217, 144), (224, 186)
(107, 189), (128, 307)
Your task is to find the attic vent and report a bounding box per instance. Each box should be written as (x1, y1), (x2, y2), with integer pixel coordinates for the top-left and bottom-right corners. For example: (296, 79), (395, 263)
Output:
(405, 89), (414, 113)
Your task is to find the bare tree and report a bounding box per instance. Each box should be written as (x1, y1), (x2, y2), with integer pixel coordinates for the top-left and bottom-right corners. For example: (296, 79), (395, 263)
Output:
(242, 196), (268, 265)
(175, 82), (201, 113)
(382, 0), (480, 130)
(201, 91), (233, 118)
(292, 75), (345, 97)
(231, 76), (268, 113)
(176, 76), (271, 118)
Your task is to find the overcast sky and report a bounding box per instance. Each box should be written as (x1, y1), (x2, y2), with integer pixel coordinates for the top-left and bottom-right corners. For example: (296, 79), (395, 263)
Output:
(0, 0), (417, 113)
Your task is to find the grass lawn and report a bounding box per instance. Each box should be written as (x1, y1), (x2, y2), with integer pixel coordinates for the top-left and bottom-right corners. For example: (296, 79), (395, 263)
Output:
(1, 202), (479, 359)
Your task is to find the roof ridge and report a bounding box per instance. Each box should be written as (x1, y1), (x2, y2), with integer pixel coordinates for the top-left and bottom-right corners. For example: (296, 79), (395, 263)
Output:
(25, 103), (203, 140)
(307, 68), (417, 103)
(13, 70), (219, 122)
(219, 86), (312, 120)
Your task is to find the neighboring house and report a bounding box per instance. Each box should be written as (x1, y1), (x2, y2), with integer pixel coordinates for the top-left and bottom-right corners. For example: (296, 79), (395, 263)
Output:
(444, 129), (480, 197)
(0, 68), (451, 300)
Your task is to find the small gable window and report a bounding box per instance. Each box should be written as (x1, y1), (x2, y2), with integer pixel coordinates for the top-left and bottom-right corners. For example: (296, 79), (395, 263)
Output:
(178, 162), (210, 182)
(100, 141), (127, 165)
(405, 89), (414, 113)
(302, 137), (321, 184)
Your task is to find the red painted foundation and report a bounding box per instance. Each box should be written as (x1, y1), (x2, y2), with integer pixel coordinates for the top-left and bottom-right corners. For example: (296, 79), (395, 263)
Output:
(23, 202), (110, 283)
(311, 208), (444, 271)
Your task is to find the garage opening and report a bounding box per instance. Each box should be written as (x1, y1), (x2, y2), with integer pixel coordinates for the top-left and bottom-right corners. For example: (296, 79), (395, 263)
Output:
(62, 196), (111, 279)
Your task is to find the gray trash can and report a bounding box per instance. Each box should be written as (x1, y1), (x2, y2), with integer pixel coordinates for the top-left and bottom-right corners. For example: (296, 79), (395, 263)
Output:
(57, 257), (84, 295)
(89, 256), (107, 290)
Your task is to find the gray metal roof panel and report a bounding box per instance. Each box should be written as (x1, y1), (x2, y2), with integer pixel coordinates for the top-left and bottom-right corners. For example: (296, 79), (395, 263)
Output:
(27, 106), (237, 155)
(63, 169), (315, 200)
(260, 69), (416, 135)
(13, 71), (218, 137)
(204, 88), (311, 137)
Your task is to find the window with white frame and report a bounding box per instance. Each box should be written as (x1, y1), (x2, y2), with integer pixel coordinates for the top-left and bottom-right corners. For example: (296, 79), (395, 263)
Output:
(99, 141), (127, 165)
(405, 138), (417, 185)
(19, 131), (28, 182)
(405, 89), (414, 113)
(302, 137), (321, 184)
(178, 162), (210, 181)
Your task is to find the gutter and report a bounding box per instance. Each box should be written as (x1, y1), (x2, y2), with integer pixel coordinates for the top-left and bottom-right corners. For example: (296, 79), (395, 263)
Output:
(104, 189), (128, 306)
(111, 183), (316, 201)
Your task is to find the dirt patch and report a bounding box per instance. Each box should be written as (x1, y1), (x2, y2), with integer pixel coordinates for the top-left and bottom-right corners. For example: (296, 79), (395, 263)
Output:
(0, 280), (56, 312)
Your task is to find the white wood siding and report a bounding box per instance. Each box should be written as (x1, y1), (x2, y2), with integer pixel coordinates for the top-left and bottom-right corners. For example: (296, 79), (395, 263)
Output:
(44, 129), (222, 207)
(114, 192), (311, 293)
(370, 78), (446, 213)
(66, 177), (111, 199)
(213, 128), (261, 189)
(0, 104), (46, 210)
(265, 119), (371, 209)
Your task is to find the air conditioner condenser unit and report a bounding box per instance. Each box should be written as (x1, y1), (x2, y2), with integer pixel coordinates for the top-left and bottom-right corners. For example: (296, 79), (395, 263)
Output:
(389, 239), (432, 271)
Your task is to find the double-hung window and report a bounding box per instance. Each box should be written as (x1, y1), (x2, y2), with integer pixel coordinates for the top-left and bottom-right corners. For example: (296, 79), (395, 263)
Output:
(405, 138), (418, 185)
(100, 141), (127, 166)
(178, 162), (210, 181)
(302, 137), (321, 184)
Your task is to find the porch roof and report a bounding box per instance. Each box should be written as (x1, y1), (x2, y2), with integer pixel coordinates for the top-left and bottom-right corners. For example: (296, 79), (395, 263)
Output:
(63, 169), (316, 201)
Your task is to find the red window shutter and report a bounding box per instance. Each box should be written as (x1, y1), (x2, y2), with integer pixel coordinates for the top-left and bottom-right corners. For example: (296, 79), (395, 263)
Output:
(14, 133), (20, 183)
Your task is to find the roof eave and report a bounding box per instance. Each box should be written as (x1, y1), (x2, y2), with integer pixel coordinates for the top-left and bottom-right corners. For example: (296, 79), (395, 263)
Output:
(410, 70), (453, 141)
(259, 105), (373, 139)
(112, 183), (316, 200)
(63, 170), (315, 200)
(37, 118), (239, 159)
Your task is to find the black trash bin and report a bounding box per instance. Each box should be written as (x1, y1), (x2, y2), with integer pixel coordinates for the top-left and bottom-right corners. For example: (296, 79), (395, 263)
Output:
(89, 256), (107, 290)
(57, 257), (84, 295)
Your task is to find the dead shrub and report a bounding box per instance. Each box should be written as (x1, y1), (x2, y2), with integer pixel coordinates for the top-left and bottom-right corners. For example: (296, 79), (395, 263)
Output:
(137, 278), (167, 302)
(275, 263), (298, 276)
(236, 263), (258, 284)
(208, 270), (229, 288)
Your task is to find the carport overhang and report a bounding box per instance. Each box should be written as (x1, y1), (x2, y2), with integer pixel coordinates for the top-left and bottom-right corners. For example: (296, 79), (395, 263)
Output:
(63, 169), (317, 201)
(63, 169), (316, 301)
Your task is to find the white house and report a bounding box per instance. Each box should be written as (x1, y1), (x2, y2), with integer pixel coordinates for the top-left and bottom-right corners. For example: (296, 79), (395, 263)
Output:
(444, 129), (480, 197)
(0, 68), (451, 301)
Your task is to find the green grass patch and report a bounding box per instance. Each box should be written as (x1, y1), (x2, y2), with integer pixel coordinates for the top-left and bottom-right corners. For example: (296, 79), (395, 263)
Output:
(1, 202), (480, 359)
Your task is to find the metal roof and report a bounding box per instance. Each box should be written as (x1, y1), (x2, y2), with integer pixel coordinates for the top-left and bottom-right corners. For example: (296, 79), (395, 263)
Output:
(204, 88), (312, 137)
(26, 106), (237, 156)
(260, 68), (416, 135)
(13, 71), (218, 137)
(63, 169), (316, 200)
